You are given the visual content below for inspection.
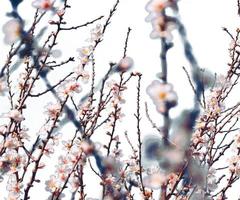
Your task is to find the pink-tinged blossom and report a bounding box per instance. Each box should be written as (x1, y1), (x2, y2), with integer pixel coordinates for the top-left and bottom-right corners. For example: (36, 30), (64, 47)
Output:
(146, 80), (177, 113)
(44, 102), (61, 119)
(228, 155), (240, 176)
(191, 130), (207, 146)
(143, 171), (167, 189)
(18, 72), (32, 91)
(3, 136), (21, 149)
(6, 175), (23, 199)
(146, 0), (178, 39)
(117, 57), (134, 72)
(58, 79), (82, 97)
(32, 0), (53, 10)
(45, 175), (60, 192)
(2, 19), (22, 45)
(146, 0), (178, 20)
(150, 16), (175, 39)
(4, 110), (24, 122)
(0, 78), (7, 96)
(205, 91), (225, 117)
(56, 9), (65, 17)
(79, 140), (94, 155)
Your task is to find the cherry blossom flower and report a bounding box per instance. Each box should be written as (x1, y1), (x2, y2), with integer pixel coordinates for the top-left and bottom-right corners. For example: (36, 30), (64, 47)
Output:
(205, 91), (225, 117)
(228, 155), (240, 176)
(150, 16), (176, 39)
(78, 46), (93, 57)
(17, 72), (32, 91)
(58, 79), (82, 97)
(146, 0), (178, 20)
(77, 45), (93, 65)
(32, 0), (53, 11)
(0, 78), (7, 96)
(74, 64), (90, 83)
(56, 9), (65, 17)
(79, 140), (94, 155)
(143, 171), (167, 189)
(4, 136), (21, 149)
(207, 168), (218, 191)
(116, 57), (134, 72)
(4, 110), (24, 122)
(44, 102), (61, 119)
(191, 130), (207, 146)
(146, 0), (178, 39)
(234, 133), (240, 148)
(167, 173), (178, 189)
(146, 80), (177, 113)
(89, 24), (102, 42)
(6, 175), (23, 199)
(2, 19), (22, 45)
(45, 175), (60, 192)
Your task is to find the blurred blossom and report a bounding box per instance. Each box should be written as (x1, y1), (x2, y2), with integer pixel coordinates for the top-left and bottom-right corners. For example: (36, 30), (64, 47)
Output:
(193, 68), (215, 89)
(45, 175), (60, 192)
(191, 130), (207, 147)
(143, 135), (162, 160)
(150, 16), (176, 39)
(74, 64), (90, 83)
(187, 160), (206, 187)
(215, 74), (231, 89)
(143, 135), (184, 172)
(102, 156), (121, 175)
(79, 140), (95, 155)
(190, 189), (212, 200)
(234, 132), (240, 148)
(146, 0), (179, 20)
(58, 78), (82, 97)
(145, 0), (178, 39)
(228, 155), (240, 176)
(3, 136), (21, 149)
(32, 0), (53, 11)
(2, 19), (22, 45)
(6, 175), (23, 199)
(143, 171), (167, 189)
(0, 78), (7, 96)
(89, 24), (102, 42)
(44, 102), (62, 119)
(146, 80), (177, 113)
(207, 168), (218, 191)
(116, 57), (134, 72)
(3, 110), (24, 122)
(18, 72), (32, 91)
(86, 198), (99, 200)
(51, 49), (62, 58)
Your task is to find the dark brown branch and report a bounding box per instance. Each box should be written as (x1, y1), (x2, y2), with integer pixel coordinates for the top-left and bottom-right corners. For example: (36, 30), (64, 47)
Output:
(60, 16), (104, 31)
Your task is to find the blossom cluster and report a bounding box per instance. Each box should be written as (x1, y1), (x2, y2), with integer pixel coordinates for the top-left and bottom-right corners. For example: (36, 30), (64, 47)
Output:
(0, 0), (239, 200)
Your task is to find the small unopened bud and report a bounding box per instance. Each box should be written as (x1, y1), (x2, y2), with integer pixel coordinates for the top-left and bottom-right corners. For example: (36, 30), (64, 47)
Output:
(48, 20), (57, 25)
(57, 9), (65, 17)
